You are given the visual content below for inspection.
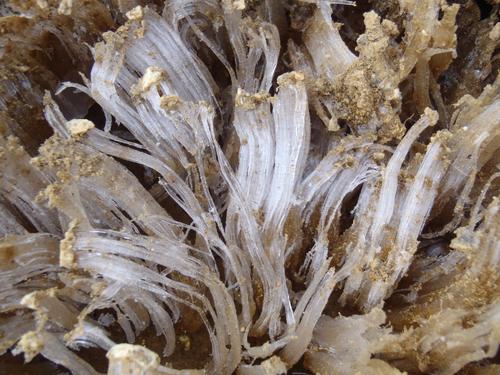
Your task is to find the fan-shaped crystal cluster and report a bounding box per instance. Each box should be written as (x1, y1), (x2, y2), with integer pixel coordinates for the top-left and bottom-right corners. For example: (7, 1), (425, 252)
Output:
(0, 0), (499, 374)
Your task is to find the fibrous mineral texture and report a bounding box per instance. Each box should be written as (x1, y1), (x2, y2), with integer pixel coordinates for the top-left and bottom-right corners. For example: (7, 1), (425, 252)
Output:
(0, 0), (499, 374)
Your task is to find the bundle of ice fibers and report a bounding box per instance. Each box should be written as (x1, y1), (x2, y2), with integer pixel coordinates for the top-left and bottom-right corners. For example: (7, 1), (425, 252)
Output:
(1, 0), (499, 374)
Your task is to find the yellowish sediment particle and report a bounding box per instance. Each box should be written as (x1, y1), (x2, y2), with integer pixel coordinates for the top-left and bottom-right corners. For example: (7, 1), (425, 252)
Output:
(126, 5), (144, 21)
(131, 67), (165, 97)
(32, 135), (103, 183)
(60, 219), (79, 269)
(20, 292), (39, 310)
(423, 107), (439, 126)
(66, 119), (95, 136)
(277, 71), (305, 86)
(20, 289), (56, 310)
(58, 0), (73, 15)
(90, 281), (107, 297)
(17, 331), (44, 362)
(5, 135), (26, 156)
(160, 95), (180, 111)
(328, 117), (340, 132)
(261, 356), (287, 374)
(34, 183), (60, 208)
(36, 0), (48, 9)
(178, 334), (191, 351)
(232, 0), (246, 11)
(373, 152), (385, 161)
(107, 344), (160, 371)
(489, 23), (500, 41)
(235, 88), (270, 110)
